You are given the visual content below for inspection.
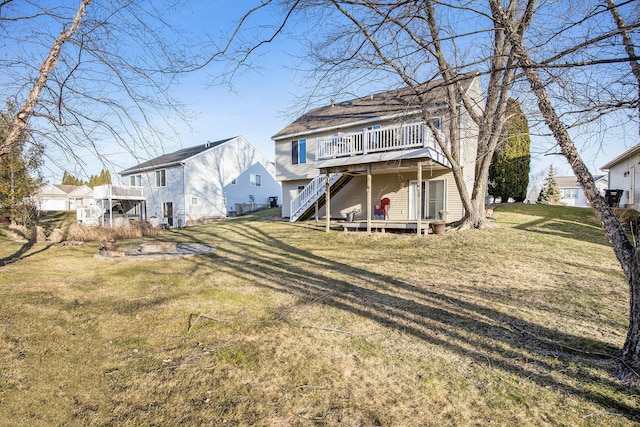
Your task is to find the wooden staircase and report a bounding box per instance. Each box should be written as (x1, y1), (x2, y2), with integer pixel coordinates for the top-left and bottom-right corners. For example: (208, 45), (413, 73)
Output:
(289, 173), (353, 222)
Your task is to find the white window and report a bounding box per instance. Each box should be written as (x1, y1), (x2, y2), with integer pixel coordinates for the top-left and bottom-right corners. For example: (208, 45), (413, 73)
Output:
(220, 198), (227, 206)
(562, 188), (578, 199)
(250, 174), (262, 187)
(430, 117), (443, 130)
(129, 175), (141, 186)
(191, 197), (198, 205)
(155, 169), (166, 187)
(291, 139), (307, 165)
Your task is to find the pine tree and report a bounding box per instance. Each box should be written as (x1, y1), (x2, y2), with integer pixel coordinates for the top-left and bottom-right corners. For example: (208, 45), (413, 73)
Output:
(61, 171), (84, 186)
(488, 99), (531, 202)
(537, 165), (562, 205)
(87, 169), (112, 188)
(0, 103), (42, 223)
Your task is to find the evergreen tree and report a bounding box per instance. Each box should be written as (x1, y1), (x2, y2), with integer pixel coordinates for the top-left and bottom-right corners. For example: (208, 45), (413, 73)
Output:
(537, 165), (562, 205)
(87, 169), (112, 188)
(488, 99), (531, 202)
(0, 103), (42, 223)
(61, 171), (84, 186)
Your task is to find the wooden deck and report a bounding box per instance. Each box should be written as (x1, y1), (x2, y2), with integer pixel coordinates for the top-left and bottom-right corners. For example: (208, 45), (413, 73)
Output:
(341, 219), (439, 234)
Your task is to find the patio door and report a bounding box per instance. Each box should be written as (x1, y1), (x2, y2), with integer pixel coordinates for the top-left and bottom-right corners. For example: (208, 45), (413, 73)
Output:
(409, 179), (446, 220)
(163, 202), (174, 227)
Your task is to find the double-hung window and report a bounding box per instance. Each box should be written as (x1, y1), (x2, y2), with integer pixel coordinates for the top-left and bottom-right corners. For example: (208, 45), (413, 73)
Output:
(291, 139), (307, 165)
(155, 169), (166, 187)
(250, 174), (262, 187)
(129, 174), (141, 186)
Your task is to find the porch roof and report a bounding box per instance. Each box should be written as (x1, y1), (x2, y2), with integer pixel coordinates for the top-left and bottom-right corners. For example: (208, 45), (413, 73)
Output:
(314, 147), (449, 171)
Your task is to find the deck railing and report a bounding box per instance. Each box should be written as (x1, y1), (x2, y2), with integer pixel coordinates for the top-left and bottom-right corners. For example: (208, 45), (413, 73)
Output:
(316, 121), (449, 164)
(290, 173), (342, 221)
(93, 184), (144, 200)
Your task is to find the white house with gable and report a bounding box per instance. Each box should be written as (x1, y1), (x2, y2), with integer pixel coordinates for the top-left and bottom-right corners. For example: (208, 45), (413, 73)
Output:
(601, 144), (640, 209)
(555, 175), (608, 207)
(120, 136), (281, 227)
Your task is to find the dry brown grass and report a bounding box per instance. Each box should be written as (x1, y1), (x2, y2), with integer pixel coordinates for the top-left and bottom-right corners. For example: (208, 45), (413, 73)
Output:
(66, 221), (159, 242)
(0, 205), (638, 426)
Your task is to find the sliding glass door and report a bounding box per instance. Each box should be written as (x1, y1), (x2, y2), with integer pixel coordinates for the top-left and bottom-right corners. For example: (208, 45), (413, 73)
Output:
(409, 179), (446, 220)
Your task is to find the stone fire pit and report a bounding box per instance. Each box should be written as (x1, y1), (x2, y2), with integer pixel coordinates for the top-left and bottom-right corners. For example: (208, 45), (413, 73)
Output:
(95, 242), (216, 261)
(139, 241), (178, 254)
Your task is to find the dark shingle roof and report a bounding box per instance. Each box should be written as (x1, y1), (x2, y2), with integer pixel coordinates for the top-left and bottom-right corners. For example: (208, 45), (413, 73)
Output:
(272, 74), (477, 139)
(121, 137), (235, 175)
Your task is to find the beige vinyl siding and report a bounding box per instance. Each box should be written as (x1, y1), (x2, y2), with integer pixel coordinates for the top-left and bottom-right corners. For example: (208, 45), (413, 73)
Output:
(281, 180), (312, 218)
(275, 113), (425, 182)
(275, 139), (318, 181)
(317, 169), (464, 222)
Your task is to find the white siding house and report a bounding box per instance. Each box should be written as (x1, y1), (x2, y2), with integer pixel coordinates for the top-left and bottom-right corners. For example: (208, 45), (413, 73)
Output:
(601, 145), (640, 209)
(34, 184), (94, 211)
(555, 175), (608, 207)
(272, 74), (482, 233)
(120, 136), (281, 227)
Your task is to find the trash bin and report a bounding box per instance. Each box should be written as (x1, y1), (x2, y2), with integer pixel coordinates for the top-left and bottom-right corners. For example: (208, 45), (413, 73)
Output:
(269, 196), (278, 208)
(605, 189), (623, 207)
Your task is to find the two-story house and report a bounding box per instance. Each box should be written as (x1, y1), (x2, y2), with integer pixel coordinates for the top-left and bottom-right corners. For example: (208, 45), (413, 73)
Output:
(120, 136), (281, 227)
(272, 75), (481, 233)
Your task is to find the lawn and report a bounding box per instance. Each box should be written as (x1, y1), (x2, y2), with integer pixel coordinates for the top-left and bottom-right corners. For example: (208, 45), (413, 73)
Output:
(0, 204), (638, 426)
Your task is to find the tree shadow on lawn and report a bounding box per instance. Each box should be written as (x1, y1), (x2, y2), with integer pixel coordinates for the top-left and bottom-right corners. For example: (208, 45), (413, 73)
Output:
(514, 216), (612, 247)
(176, 222), (639, 421)
(0, 241), (52, 267)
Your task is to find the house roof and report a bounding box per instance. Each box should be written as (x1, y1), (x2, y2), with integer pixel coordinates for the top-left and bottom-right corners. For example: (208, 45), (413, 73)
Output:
(555, 175), (607, 188)
(120, 137), (236, 175)
(601, 144), (640, 170)
(272, 73), (478, 140)
(37, 184), (89, 196)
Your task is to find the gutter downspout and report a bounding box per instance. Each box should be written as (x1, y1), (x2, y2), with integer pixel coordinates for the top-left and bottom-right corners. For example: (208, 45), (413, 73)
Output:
(182, 161), (186, 228)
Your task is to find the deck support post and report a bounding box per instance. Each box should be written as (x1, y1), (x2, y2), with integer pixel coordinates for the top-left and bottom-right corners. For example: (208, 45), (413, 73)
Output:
(325, 173), (331, 233)
(417, 162), (423, 235)
(367, 164), (372, 234)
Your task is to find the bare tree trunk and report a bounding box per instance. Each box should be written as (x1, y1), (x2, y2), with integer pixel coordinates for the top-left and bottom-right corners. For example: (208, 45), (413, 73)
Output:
(0, 0), (91, 163)
(490, 0), (640, 378)
(605, 0), (640, 135)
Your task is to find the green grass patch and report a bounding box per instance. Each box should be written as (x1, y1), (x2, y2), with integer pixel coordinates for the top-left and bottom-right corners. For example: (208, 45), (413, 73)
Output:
(0, 204), (637, 425)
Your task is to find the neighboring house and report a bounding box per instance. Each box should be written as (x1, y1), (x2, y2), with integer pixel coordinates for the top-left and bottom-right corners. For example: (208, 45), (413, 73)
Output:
(76, 184), (145, 227)
(34, 184), (93, 211)
(120, 136), (281, 227)
(601, 144), (640, 209)
(271, 74), (482, 232)
(555, 175), (608, 207)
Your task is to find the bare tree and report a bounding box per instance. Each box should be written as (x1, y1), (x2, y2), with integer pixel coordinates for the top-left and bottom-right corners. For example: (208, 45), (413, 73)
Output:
(216, 0), (640, 378)
(0, 0), (198, 176)
(214, 0), (538, 228)
(489, 0), (640, 379)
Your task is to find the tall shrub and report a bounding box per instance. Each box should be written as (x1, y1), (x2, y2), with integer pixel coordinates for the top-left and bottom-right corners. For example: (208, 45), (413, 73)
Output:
(488, 99), (531, 202)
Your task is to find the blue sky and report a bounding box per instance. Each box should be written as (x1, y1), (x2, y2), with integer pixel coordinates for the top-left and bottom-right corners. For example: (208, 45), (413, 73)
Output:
(10, 1), (638, 186)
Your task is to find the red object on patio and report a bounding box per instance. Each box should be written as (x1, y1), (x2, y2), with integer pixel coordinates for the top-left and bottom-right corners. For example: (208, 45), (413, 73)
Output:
(374, 198), (390, 220)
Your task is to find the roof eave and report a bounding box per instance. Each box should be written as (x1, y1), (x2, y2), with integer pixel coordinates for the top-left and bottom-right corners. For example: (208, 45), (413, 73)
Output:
(121, 160), (185, 176)
(601, 144), (640, 170)
(272, 107), (447, 141)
